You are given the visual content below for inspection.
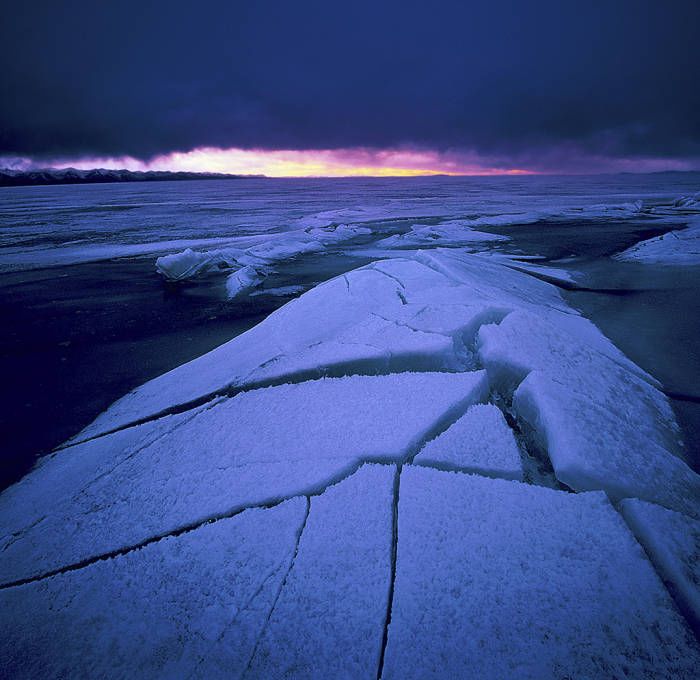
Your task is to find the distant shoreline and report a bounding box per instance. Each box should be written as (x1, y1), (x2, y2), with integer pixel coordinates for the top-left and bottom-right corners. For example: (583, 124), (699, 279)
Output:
(0, 168), (265, 188)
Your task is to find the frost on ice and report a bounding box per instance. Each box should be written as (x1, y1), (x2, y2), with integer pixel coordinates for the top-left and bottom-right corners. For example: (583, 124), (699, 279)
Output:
(0, 499), (308, 679)
(1, 248), (699, 677)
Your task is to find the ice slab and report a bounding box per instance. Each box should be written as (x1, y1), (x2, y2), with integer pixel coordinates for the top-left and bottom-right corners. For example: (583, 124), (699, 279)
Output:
(620, 499), (700, 631)
(225, 264), (265, 298)
(381, 467), (700, 680)
(59, 250), (695, 520)
(477, 309), (700, 515)
(245, 464), (394, 679)
(615, 216), (700, 265)
(414, 403), (522, 480)
(0, 371), (488, 585)
(0, 499), (307, 679)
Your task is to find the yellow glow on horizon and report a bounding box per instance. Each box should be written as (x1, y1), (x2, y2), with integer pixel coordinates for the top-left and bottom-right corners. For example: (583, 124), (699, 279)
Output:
(37, 147), (536, 177)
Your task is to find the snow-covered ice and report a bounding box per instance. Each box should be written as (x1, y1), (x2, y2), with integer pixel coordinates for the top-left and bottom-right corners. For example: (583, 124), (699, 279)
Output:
(2, 215), (700, 677)
(381, 467), (700, 679)
(154, 222), (371, 284)
(0, 499), (307, 679)
(245, 464), (394, 679)
(413, 403), (522, 480)
(57, 249), (698, 519)
(620, 498), (700, 631)
(68, 251), (573, 442)
(0, 371), (488, 585)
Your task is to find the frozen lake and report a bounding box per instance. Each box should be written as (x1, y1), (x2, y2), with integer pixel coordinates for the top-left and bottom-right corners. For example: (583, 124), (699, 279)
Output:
(0, 174), (699, 491)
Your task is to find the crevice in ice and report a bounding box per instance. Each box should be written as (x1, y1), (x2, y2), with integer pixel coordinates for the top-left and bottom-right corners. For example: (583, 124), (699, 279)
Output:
(490, 391), (564, 489)
(242, 496), (311, 678)
(67, 401), (220, 506)
(1, 515), (47, 555)
(404, 393), (489, 467)
(408, 459), (522, 482)
(377, 465), (400, 680)
(60, 359), (481, 451)
(366, 263), (407, 290)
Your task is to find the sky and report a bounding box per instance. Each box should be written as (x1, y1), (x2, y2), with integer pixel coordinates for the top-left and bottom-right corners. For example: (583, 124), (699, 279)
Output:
(1, 1), (699, 176)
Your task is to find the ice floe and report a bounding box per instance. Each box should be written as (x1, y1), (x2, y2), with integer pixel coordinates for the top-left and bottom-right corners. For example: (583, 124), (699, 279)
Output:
(381, 467), (700, 679)
(413, 403), (522, 480)
(478, 308), (699, 515)
(68, 252), (571, 442)
(2, 246), (700, 677)
(225, 264), (266, 298)
(375, 221), (508, 249)
(615, 216), (700, 265)
(59, 250), (699, 521)
(154, 222), (371, 284)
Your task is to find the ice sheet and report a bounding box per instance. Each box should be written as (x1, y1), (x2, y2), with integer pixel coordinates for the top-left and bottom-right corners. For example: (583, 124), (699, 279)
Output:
(615, 216), (700, 265)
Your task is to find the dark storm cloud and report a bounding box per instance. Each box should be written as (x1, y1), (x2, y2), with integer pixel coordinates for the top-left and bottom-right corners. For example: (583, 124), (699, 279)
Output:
(1, 0), (699, 164)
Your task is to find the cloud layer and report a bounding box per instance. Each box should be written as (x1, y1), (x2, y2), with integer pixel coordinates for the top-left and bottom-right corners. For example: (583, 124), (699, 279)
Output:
(1, 1), (699, 172)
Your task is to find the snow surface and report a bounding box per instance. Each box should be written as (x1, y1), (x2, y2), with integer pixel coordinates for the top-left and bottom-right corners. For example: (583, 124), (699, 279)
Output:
(245, 464), (394, 679)
(615, 215), (700, 265)
(620, 498), (700, 631)
(0, 371), (488, 585)
(0, 499), (307, 679)
(381, 467), (700, 679)
(414, 403), (522, 480)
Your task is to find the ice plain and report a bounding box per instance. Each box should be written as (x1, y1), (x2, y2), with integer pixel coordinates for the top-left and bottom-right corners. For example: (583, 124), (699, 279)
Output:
(2, 177), (700, 677)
